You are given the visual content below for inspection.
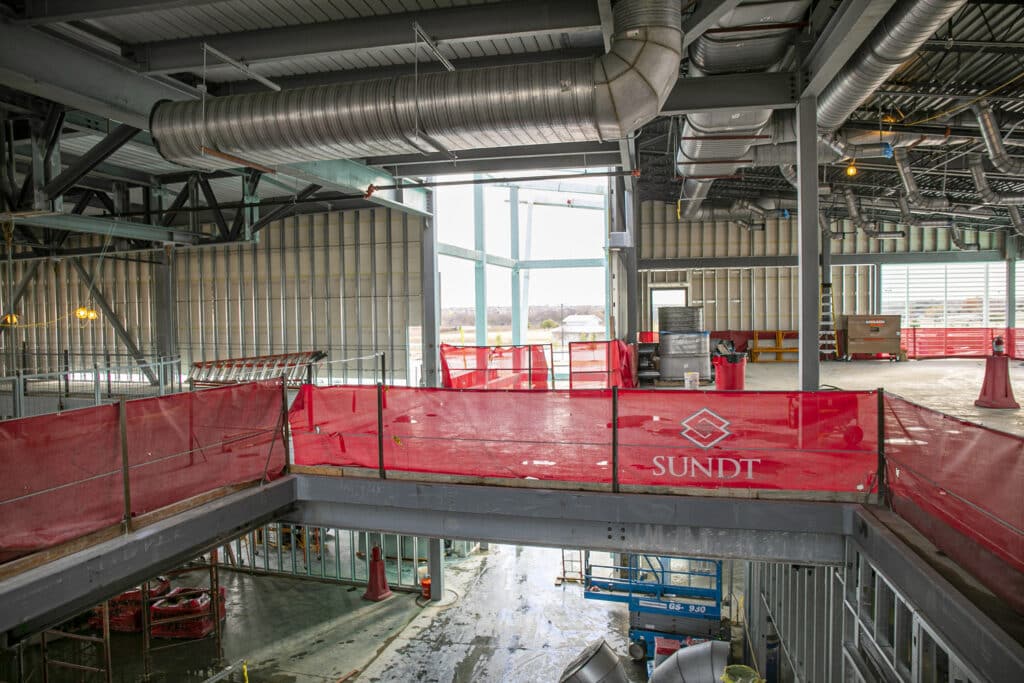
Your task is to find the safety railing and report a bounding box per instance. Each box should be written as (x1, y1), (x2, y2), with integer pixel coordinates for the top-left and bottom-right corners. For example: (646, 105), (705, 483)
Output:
(882, 393), (1024, 615)
(0, 356), (184, 420)
(2, 378), (1020, 622)
(289, 385), (880, 495)
(902, 327), (1023, 358)
(439, 343), (553, 390)
(568, 340), (632, 388)
(0, 380), (287, 564)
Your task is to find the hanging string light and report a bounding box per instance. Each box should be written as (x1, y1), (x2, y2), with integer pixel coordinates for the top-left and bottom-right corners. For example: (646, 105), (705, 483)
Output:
(75, 306), (100, 321)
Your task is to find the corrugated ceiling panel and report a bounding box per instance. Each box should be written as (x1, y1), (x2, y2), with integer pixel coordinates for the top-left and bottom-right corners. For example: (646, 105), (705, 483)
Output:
(59, 136), (184, 175)
(81, 0), (503, 44)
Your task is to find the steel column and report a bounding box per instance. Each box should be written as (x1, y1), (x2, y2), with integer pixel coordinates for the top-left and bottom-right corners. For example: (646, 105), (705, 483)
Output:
(1007, 237), (1018, 328)
(420, 195), (440, 387)
(873, 264), (883, 314)
(473, 182), (487, 345)
(797, 96), (820, 390)
(152, 247), (177, 376)
(427, 538), (444, 603)
(510, 186), (522, 345)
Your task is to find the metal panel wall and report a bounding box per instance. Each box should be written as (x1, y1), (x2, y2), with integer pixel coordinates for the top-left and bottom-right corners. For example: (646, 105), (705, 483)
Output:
(177, 209), (424, 384)
(640, 265), (873, 330)
(0, 239), (158, 371)
(637, 198), (996, 331)
(0, 209), (424, 384)
(640, 200), (1002, 260)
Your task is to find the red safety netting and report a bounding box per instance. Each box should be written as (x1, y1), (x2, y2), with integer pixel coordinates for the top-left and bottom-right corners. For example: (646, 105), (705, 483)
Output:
(1008, 328), (1024, 359)
(617, 390), (879, 492)
(126, 380), (286, 515)
(901, 327), (1003, 358)
(382, 388), (613, 481)
(0, 381), (286, 563)
(0, 404), (122, 562)
(439, 343), (550, 390)
(290, 385), (613, 482)
(569, 340), (635, 389)
(290, 385), (877, 492)
(883, 395), (1024, 580)
(289, 384), (380, 468)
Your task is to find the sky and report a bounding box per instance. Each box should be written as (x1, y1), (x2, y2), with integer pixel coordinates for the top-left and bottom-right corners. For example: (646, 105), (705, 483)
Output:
(434, 177), (609, 308)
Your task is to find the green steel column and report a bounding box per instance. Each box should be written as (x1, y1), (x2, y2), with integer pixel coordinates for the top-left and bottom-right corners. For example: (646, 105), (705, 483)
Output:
(1008, 235), (1018, 329)
(604, 183), (612, 338)
(510, 186), (522, 345)
(474, 182), (487, 345)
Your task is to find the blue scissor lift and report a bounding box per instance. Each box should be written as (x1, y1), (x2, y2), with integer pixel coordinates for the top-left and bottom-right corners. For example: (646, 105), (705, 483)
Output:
(583, 553), (727, 659)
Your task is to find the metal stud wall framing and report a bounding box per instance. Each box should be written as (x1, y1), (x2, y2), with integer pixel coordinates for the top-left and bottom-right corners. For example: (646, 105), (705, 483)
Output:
(0, 209), (424, 384)
(640, 265), (873, 330)
(177, 209), (423, 384)
(639, 200), (1002, 261)
(0, 240), (158, 372)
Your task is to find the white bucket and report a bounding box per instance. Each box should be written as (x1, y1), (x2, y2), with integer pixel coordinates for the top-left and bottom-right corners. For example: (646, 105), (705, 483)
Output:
(684, 372), (700, 390)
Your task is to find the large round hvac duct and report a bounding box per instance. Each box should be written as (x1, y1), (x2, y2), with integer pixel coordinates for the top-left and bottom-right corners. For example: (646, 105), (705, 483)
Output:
(149, 0), (682, 170)
(649, 640), (731, 683)
(559, 639), (629, 683)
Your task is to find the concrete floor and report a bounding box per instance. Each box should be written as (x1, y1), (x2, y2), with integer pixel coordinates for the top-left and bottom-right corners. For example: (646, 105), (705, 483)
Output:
(740, 358), (1024, 435)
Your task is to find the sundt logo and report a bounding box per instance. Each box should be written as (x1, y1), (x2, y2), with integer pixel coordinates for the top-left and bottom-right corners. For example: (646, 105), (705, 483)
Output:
(679, 408), (731, 449)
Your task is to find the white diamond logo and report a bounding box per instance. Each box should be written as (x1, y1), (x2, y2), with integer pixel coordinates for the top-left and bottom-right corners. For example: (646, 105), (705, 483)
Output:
(679, 408), (732, 449)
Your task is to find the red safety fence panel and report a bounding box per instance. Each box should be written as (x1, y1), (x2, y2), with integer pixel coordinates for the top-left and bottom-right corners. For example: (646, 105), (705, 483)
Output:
(291, 385), (614, 482)
(1007, 328), (1024, 358)
(289, 384), (379, 468)
(569, 341), (634, 388)
(901, 327), (999, 358)
(439, 343), (550, 390)
(883, 395), (1024, 580)
(617, 390), (879, 492)
(382, 388), (613, 481)
(0, 380), (284, 563)
(0, 404), (122, 562)
(290, 385), (877, 491)
(126, 380), (286, 515)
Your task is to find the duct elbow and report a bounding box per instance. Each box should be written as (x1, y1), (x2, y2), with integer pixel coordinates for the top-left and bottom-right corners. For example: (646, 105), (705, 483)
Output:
(973, 101), (1024, 176)
(594, 3), (682, 140)
(893, 147), (950, 210)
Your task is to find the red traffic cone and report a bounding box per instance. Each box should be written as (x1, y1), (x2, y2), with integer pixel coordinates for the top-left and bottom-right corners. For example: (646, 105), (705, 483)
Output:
(975, 355), (1020, 409)
(362, 546), (393, 602)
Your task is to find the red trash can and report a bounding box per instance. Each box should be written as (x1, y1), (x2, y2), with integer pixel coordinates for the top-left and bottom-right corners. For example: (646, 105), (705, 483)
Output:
(713, 354), (746, 390)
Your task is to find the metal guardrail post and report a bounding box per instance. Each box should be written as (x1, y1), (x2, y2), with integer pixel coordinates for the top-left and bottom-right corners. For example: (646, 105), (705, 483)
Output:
(119, 397), (133, 532)
(612, 385), (620, 493)
(12, 373), (21, 418)
(377, 382), (386, 479)
(158, 359), (166, 397)
(105, 351), (112, 397)
(877, 388), (887, 504)
(93, 366), (101, 406)
(62, 349), (70, 397)
(380, 352), (386, 385)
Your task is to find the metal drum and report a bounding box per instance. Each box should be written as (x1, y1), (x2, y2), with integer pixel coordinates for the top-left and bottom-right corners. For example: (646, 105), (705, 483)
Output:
(659, 332), (711, 380)
(658, 306), (704, 332)
(659, 332), (710, 356)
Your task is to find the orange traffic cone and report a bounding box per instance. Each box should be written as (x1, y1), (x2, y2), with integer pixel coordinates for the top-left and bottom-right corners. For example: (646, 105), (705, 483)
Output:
(362, 546), (393, 602)
(975, 355), (1020, 409)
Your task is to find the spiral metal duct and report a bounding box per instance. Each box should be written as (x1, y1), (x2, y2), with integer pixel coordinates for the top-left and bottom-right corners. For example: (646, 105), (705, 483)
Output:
(892, 147), (950, 210)
(973, 101), (1024, 176)
(816, 0), (968, 131)
(149, 0), (681, 170)
(677, 0), (810, 219)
